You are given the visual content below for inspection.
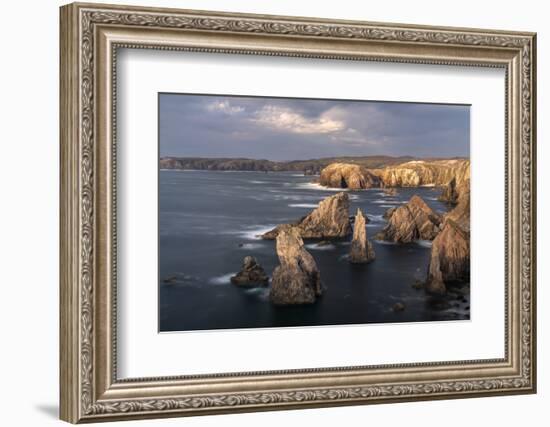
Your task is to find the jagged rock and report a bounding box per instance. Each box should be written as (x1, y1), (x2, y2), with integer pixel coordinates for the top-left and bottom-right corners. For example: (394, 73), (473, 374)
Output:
(392, 302), (406, 312)
(425, 220), (470, 294)
(263, 192), (351, 240)
(438, 177), (459, 204)
(375, 195), (441, 243)
(349, 208), (375, 264)
(444, 179), (470, 232)
(230, 256), (269, 287)
(270, 226), (322, 305)
(319, 163), (382, 189)
(383, 207), (397, 220)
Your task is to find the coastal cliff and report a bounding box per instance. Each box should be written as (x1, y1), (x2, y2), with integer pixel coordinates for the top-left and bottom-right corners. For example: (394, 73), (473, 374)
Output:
(317, 159), (470, 189)
(319, 163), (382, 189)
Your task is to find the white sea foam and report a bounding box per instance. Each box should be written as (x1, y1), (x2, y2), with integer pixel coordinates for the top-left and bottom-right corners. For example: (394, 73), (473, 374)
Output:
(208, 273), (235, 285)
(288, 203), (318, 208)
(416, 240), (433, 248)
(305, 243), (336, 251)
(374, 240), (397, 246)
(249, 180), (268, 184)
(238, 243), (265, 250)
(379, 204), (399, 208)
(296, 182), (348, 192)
(239, 225), (277, 240)
(372, 200), (401, 205)
(367, 214), (385, 223)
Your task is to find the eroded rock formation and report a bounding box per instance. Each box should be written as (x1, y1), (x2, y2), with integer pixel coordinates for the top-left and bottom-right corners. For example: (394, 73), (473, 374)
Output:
(230, 256), (269, 287)
(375, 195), (441, 243)
(270, 226), (322, 305)
(349, 208), (375, 263)
(318, 159), (470, 190)
(425, 220), (470, 294)
(319, 163), (382, 189)
(263, 192), (351, 239)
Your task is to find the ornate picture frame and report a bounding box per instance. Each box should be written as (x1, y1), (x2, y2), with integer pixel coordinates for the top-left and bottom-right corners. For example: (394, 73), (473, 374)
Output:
(60, 2), (536, 423)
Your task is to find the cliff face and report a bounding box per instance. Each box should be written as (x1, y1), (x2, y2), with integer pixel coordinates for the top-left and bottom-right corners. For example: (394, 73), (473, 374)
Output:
(270, 226), (322, 305)
(318, 159), (470, 189)
(444, 180), (471, 232)
(319, 163), (382, 189)
(375, 195), (441, 243)
(263, 192), (352, 239)
(425, 220), (470, 294)
(349, 208), (375, 263)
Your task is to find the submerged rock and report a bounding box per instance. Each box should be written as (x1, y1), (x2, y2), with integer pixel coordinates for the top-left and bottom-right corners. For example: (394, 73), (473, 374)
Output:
(392, 302), (406, 312)
(425, 220), (470, 294)
(383, 188), (398, 196)
(270, 226), (322, 305)
(319, 163), (382, 189)
(230, 256), (269, 287)
(375, 195), (441, 243)
(349, 208), (375, 264)
(263, 192), (351, 240)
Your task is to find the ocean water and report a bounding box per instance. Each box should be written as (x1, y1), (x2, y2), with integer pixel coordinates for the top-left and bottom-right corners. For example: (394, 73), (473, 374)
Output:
(159, 170), (470, 332)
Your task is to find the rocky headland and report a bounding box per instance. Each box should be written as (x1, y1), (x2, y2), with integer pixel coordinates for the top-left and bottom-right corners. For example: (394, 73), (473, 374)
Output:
(349, 208), (375, 263)
(375, 195), (441, 243)
(262, 192), (351, 240)
(319, 163), (382, 189)
(317, 159), (470, 190)
(270, 225), (323, 305)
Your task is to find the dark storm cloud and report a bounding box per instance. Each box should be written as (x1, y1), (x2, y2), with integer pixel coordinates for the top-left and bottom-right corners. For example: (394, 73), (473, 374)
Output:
(159, 93), (469, 161)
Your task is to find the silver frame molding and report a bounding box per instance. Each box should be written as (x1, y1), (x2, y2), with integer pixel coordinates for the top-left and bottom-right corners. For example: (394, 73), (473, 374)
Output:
(60, 2), (537, 423)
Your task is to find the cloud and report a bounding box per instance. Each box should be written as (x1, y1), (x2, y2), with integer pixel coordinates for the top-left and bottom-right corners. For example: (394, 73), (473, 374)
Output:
(205, 100), (244, 115)
(251, 105), (346, 134)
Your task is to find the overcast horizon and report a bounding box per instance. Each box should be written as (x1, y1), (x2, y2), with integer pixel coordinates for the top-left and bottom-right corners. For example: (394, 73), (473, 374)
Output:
(159, 93), (470, 162)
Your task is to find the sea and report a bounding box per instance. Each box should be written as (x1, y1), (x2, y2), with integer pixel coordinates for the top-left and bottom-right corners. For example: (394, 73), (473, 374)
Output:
(159, 170), (470, 332)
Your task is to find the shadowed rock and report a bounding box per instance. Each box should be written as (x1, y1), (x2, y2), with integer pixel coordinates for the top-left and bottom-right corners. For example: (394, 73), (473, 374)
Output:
(230, 256), (269, 287)
(263, 192), (351, 240)
(349, 208), (375, 264)
(444, 179), (470, 232)
(425, 220), (470, 294)
(375, 195), (441, 243)
(270, 226), (322, 305)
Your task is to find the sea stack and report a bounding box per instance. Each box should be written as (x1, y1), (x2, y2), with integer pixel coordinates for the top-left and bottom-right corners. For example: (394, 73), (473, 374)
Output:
(375, 195), (441, 243)
(262, 192), (352, 240)
(425, 220), (470, 294)
(230, 256), (269, 287)
(270, 226), (322, 305)
(349, 208), (375, 263)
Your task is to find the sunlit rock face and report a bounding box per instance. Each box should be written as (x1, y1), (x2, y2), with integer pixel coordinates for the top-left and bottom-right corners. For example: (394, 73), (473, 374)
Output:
(319, 163), (383, 189)
(270, 226), (322, 305)
(262, 192), (351, 240)
(349, 208), (375, 264)
(425, 220), (470, 294)
(375, 195), (442, 243)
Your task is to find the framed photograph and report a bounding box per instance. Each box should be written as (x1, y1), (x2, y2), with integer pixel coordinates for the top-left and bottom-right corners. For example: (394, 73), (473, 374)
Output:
(60, 2), (537, 423)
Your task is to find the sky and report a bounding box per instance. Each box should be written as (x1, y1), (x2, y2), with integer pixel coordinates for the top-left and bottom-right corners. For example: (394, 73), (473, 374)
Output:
(159, 93), (470, 161)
